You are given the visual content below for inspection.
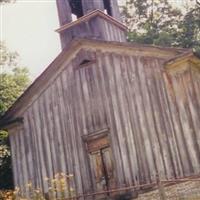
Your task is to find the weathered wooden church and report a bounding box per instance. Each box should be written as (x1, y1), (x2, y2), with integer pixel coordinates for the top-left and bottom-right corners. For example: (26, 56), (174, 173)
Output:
(0, 0), (200, 199)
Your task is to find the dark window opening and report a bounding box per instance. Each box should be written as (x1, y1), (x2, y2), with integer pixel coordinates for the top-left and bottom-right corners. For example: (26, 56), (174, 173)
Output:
(69, 0), (83, 18)
(80, 59), (91, 65)
(103, 0), (112, 16)
(78, 59), (96, 68)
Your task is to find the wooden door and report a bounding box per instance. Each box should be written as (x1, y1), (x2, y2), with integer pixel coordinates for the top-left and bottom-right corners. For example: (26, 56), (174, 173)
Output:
(90, 151), (107, 192)
(101, 147), (115, 189)
(89, 146), (115, 196)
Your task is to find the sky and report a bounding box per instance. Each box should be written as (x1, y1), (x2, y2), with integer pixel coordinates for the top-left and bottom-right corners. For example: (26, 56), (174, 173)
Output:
(1, 0), (188, 80)
(1, 0), (61, 80)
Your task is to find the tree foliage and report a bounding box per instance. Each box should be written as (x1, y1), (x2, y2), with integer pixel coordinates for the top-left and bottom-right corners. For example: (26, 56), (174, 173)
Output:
(0, 42), (29, 116)
(176, 4), (200, 49)
(0, 67), (29, 116)
(0, 42), (30, 189)
(121, 0), (200, 51)
(0, 130), (12, 189)
(121, 0), (182, 32)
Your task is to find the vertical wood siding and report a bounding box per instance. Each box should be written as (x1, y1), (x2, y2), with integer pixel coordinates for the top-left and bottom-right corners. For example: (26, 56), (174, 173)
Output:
(9, 49), (200, 197)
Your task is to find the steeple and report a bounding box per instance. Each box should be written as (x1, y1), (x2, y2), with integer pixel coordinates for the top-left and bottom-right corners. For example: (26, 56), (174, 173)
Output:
(56, 0), (127, 49)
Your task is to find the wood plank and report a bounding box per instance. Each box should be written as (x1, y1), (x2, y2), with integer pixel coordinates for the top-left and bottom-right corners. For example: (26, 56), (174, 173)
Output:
(152, 59), (176, 179)
(72, 66), (93, 194)
(64, 63), (84, 196)
(23, 115), (36, 187)
(60, 68), (76, 192)
(18, 128), (29, 195)
(162, 70), (184, 177)
(104, 52), (132, 186)
(38, 95), (54, 181)
(97, 51), (125, 187)
(9, 133), (18, 187)
(128, 56), (153, 183)
(171, 73), (197, 175)
(32, 101), (48, 191)
(136, 57), (158, 181)
(27, 108), (43, 189)
(51, 81), (67, 174)
(44, 85), (61, 174)
(190, 69), (200, 151)
(180, 70), (200, 172)
(164, 72), (191, 176)
(14, 131), (24, 189)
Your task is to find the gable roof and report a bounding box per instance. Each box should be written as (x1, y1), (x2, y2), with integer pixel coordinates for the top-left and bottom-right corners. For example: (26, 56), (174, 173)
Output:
(0, 38), (195, 129)
(55, 9), (127, 33)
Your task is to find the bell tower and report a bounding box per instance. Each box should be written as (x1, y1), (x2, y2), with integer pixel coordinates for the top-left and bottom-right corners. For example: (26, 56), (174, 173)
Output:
(56, 0), (127, 49)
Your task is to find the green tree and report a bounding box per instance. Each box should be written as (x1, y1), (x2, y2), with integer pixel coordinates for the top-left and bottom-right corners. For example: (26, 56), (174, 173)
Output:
(176, 4), (200, 50)
(0, 130), (12, 189)
(122, 0), (182, 30)
(121, 0), (183, 46)
(0, 42), (30, 189)
(121, 0), (200, 51)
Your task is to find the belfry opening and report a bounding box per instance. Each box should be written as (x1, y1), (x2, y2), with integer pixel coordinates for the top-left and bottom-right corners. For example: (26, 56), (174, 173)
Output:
(69, 0), (83, 18)
(103, 0), (112, 16)
(68, 0), (113, 19)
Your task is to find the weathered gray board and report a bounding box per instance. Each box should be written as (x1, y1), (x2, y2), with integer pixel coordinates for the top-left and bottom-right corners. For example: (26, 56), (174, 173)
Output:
(59, 16), (126, 50)
(9, 47), (200, 197)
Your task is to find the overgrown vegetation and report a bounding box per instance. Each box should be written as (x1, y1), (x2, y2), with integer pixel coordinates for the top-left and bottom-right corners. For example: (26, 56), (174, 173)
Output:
(0, 173), (75, 200)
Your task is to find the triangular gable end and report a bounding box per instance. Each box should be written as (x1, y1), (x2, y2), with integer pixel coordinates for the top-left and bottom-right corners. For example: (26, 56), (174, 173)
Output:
(55, 9), (127, 49)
